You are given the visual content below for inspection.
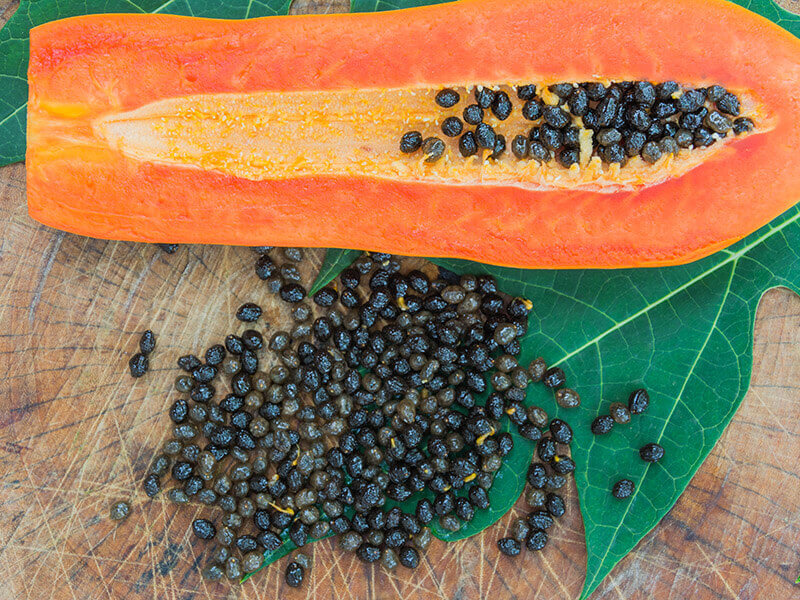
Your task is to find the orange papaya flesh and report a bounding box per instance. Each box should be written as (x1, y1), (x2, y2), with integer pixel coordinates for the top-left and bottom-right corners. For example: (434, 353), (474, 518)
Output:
(26, 0), (800, 269)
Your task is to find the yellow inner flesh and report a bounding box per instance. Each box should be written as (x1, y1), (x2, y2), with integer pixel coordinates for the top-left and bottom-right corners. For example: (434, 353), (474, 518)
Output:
(89, 84), (766, 191)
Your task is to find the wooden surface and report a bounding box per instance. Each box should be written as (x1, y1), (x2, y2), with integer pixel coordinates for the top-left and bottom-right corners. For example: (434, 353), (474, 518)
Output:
(1, 1), (799, 598)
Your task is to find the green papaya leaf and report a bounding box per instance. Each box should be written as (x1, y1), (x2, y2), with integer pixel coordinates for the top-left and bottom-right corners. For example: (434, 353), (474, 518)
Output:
(433, 204), (800, 599)
(0, 0), (292, 166)
(350, 0), (452, 12)
(309, 249), (362, 295)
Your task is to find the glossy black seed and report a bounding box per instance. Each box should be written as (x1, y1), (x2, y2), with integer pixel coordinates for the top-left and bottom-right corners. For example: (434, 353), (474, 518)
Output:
(280, 283), (306, 303)
(694, 126), (715, 147)
(517, 84), (537, 100)
(183, 476), (203, 496)
(627, 104), (652, 131)
(522, 98), (543, 121)
(191, 364), (216, 384)
(564, 127), (581, 148)
(254, 255), (276, 280)
(557, 148), (579, 168)
(651, 101), (677, 119)
(542, 367), (565, 388)
(654, 80), (678, 100)
(510, 135), (528, 159)
(339, 268), (361, 290)
(422, 137), (446, 163)
(567, 87), (589, 116)
(677, 89), (705, 113)
(400, 131), (423, 153)
(732, 117), (754, 135)
(659, 137), (679, 156)
(678, 109), (702, 131)
(603, 143), (625, 164)
(716, 92), (740, 116)
(356, 544), (382, 563)
(236, 302), (262, 322)
(169, 399), (188, 424)
(631, 81), (655, 105)
(705, 111), (733, 134)
(384, 528), (407, 548)
(591, 414), (615, 435)
(138, 330), (156, 355)
(463, 104), (484, 125)
(497, 537), (521, 557)
(641, 140), (663, 163)
(172, 461), (193, 481)
(675, 128), (694, 148)
(528, 141), (551, 163)
(491, 91), (512, 120)
(441, 116), (463, 138)
(552, 455), (576, 475)
(537, 437), (557, 462)
(398, 546), (420, 569)
(234, 535), (258, 553)
(537, 124), (561, 151)
(527, 463), (548, 489)
(526, 529), (548, 551)
(518, 423), (542, 441)
(596, 95), (618, 127)
(605, 402), (630, 425)
(549, 419), (573, 444)
(109, 500), (131, 521)
(628, 388), (650, 414)
(192, 518), (216, 540)
(156, 243), (179, 254)
(581, 81), (606, 101)
(527, 510), (554, 531)
(177, 354), (201, 372)
(543, 105), (570, 129)
(475, 123), (496, 149)
(435, 88), (460, 108)
(455, 497), (475, 522)
(285, 562), (305, 587)
(546, 493), (566, 518)
(458, 131), (478, 157)
(129, 353), (148, 378)
(597, 128), (621, 146)
(639, 442), (665, 463)
(475, 86), (495, 109)
(312, 286), (338, 307)
(612, 478), (636, 499)
(490, 134), (506, 159)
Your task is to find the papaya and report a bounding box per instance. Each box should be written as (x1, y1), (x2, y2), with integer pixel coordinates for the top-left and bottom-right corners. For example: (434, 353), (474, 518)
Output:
(25, 0), (800, 268)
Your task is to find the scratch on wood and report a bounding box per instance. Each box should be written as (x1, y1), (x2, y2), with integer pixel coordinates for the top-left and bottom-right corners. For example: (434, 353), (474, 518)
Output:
(28, 231), (65, 325)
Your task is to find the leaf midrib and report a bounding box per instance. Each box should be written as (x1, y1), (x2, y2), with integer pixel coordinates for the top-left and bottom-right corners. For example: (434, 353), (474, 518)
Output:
(552, 209), (800, 369)
(581, 259), (738, 597)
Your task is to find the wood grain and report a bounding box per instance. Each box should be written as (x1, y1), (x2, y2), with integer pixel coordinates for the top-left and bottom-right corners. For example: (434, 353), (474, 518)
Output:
(0, 1), (798, 598)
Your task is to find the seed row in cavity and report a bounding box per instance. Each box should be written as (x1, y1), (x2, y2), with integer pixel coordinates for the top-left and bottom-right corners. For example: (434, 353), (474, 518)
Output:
(400, 82), (754, 167)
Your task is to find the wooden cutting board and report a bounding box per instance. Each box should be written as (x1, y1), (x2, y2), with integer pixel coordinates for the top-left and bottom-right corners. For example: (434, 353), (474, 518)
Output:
(1, 1), (799, 598)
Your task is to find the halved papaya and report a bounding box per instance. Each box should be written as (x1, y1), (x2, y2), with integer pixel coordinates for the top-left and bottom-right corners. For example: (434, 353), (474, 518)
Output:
(26, 0), (800, 268)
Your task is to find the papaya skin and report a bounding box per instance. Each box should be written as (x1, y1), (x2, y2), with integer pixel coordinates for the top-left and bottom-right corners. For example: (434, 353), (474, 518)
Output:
(26, 0), (800, 269)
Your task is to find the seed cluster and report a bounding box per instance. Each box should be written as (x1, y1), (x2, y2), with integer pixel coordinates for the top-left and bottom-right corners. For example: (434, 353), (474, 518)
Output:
(496, 408), (575, 557)
(401, 82), (753, 168)
(133, 246), (586, 586)
(589, 388), (665, 499)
